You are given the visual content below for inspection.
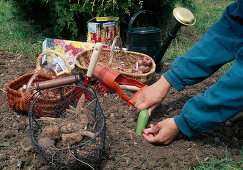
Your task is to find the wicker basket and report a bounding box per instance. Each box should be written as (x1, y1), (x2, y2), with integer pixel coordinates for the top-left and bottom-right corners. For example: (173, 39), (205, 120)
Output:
(75, 36), (156, 84)
(6, 73), (53, 113)
(7, 50), (78, 114)
(6, 70), (75, 115)
(36, 50), (73, 76)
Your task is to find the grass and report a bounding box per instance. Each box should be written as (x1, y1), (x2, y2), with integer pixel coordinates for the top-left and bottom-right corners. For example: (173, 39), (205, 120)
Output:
(0, 0), (46, 57)
(0, 0), (242, 169)
(195, 159), (242, 170)
(192, 147), (243, 170)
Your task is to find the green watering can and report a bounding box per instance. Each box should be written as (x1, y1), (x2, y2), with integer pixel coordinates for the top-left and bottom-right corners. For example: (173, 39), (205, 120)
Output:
(126, 7), (196, 72)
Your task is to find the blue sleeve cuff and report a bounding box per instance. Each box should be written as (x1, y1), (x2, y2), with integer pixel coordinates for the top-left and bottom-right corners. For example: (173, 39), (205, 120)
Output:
(163, 70), (185, 91)
(174, 114), (196, 137)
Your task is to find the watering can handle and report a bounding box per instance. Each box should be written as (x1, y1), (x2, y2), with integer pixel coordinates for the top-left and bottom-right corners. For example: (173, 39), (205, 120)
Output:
(127, 10), (161, 32)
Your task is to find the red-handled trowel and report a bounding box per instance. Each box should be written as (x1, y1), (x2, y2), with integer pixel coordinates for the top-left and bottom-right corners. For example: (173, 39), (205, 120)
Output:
(93, 64), (149, 134)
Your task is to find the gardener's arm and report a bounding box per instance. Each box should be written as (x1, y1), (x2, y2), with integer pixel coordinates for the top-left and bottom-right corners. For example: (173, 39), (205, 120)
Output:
(175, 47), (243, 137)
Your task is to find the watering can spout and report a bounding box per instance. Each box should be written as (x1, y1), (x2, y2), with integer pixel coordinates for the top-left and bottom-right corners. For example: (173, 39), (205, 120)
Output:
(154, 7), (196, 73)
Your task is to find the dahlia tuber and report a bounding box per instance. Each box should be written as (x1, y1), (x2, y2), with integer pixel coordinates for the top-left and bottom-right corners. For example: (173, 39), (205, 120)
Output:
(61, 133), (83, 146)
(76, 94), (85, 112)
(142, 56), (152, 66)
(132, 56), (152, 74)
(38, 93), (96, 148)
(139, 65), (150, 73)
(60, 115), (88, 133)
(78, 130), (96, 138)
(41, 125), (59, 138)
(61, 130), (96, 146)
(38, 137), (55, 148)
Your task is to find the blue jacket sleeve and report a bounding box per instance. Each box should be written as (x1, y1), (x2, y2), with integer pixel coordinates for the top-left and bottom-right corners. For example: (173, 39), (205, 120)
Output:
(163, 0), (243, 137)
(174, 47), (243, 136)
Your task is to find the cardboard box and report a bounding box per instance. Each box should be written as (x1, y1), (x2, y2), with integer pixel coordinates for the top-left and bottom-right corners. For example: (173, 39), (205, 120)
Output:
(87, 17), (120, 45)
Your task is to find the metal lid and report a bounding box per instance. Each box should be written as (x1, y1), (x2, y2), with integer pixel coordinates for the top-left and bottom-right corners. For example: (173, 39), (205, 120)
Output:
(173, 7), (196, 26)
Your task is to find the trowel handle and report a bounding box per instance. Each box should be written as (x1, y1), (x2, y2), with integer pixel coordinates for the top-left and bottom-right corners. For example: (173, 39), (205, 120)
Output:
(87, 43), (103, 77)
(84, 43), (103, 86)
(36, 75), (80, 90)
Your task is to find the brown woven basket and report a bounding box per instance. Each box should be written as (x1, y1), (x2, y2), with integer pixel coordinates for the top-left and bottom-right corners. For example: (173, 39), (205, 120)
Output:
(6, 73), (53, 113)
(75, 36), (156, 84)
(6, 72), (75, 115)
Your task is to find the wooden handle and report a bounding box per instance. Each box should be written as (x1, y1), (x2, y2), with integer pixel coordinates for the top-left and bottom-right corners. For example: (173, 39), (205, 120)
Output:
(86, 43), (103, 77)
(119, 85), (140, 91)
(36, 75), (80, 90)
(36, 50), (72, 76)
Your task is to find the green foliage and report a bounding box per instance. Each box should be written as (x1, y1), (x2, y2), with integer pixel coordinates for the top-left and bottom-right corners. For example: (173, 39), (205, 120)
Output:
(12, 0), (194, 40)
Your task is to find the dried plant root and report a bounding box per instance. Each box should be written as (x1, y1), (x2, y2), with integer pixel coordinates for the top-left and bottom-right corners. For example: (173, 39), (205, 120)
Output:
(76, 94), (85, 112)
(60, 122), (79, 133)
(66, 108), (79, 115)
(37, 93), (97, 148)
(39, 117), (62, 123)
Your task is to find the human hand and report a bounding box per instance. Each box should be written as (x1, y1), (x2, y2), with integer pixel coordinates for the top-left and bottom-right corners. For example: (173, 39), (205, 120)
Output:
(134, 75), (171, 115)
(142, 118), (180, 145)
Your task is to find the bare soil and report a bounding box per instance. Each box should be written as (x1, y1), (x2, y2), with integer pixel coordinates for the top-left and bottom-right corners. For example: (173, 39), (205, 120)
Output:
(0, 50), (242, 170)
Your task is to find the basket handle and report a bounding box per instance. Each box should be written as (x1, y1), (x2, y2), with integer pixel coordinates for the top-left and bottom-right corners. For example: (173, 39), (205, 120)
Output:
(25, 69), (43, 95)
(110, 36), (123, 51)
(35, 50), (72, 76)
(108, 36), (123, 67)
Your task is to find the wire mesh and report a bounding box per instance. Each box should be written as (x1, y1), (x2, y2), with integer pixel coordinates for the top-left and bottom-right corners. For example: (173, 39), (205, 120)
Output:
(28, 85), (106, 169)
